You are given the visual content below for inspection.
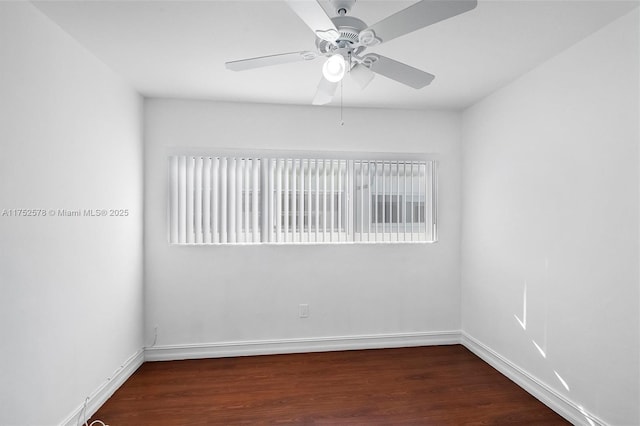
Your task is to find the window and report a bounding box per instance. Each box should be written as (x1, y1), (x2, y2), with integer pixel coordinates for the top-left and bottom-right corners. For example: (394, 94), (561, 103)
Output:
(168, 154), (437, 245)
(353, 161), (435, 242)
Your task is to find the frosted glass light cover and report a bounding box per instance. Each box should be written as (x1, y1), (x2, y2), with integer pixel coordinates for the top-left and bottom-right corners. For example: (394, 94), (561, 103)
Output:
(322, 54), (346, 83)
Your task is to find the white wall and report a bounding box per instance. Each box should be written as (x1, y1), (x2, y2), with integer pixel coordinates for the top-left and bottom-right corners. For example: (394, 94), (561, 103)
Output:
(0, 3), (143, 425)
(461, 9), (639, 426)
(144, 100), (461, 350)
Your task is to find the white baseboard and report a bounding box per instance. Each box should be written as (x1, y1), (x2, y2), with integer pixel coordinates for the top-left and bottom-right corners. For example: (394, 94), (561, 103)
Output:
(59, 349), (144, 426)
(461, 332), (607, 426)
(60, 331), (606, 426)
(144, 330), (461, 362)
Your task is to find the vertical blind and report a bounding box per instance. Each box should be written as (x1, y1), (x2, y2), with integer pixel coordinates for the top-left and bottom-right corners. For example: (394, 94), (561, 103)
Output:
(169, 155), (437, 245)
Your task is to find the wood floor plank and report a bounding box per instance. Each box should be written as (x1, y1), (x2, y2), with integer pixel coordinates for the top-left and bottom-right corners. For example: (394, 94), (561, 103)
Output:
(93, 345), (570, 425)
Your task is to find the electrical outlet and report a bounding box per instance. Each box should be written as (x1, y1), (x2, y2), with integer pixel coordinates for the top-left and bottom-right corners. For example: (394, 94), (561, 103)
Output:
(299, 304), (309, 318)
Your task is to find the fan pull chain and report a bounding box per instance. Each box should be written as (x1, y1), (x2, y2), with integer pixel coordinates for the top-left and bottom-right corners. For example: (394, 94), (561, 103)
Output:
(338, 52), (352, 127)
(340, 78), (344, 126)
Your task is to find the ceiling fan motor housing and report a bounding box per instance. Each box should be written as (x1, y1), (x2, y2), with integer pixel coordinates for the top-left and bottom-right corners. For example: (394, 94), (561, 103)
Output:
(315, 16), (367, 58)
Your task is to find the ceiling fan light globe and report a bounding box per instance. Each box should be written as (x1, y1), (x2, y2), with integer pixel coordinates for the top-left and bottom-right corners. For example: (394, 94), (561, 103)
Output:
(351, 63), (375, 90)
(322, 54), (346, 82)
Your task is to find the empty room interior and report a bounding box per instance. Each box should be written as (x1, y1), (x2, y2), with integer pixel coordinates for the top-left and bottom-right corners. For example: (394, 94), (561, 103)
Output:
(1, 0), (639, 425)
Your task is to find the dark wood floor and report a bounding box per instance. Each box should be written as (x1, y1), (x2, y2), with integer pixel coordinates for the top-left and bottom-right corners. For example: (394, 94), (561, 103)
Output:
(93, 345), (569, 425)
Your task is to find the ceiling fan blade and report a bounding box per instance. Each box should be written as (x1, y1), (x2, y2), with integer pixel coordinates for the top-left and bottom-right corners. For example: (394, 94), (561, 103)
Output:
(350, 63), (375, 90)
(312, 76), (338, 105)
(367, 0), (477, 45)
(367, 54), (435, 89)
(226, 51), (317, 71)
(285, 0), (339, 41)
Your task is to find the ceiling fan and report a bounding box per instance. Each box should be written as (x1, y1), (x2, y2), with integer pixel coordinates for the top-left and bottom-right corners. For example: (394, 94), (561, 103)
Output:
(225, 0), (477, 105)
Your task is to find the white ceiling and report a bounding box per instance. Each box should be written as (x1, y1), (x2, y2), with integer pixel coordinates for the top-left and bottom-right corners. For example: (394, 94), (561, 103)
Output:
(34, 0), (638, 110)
